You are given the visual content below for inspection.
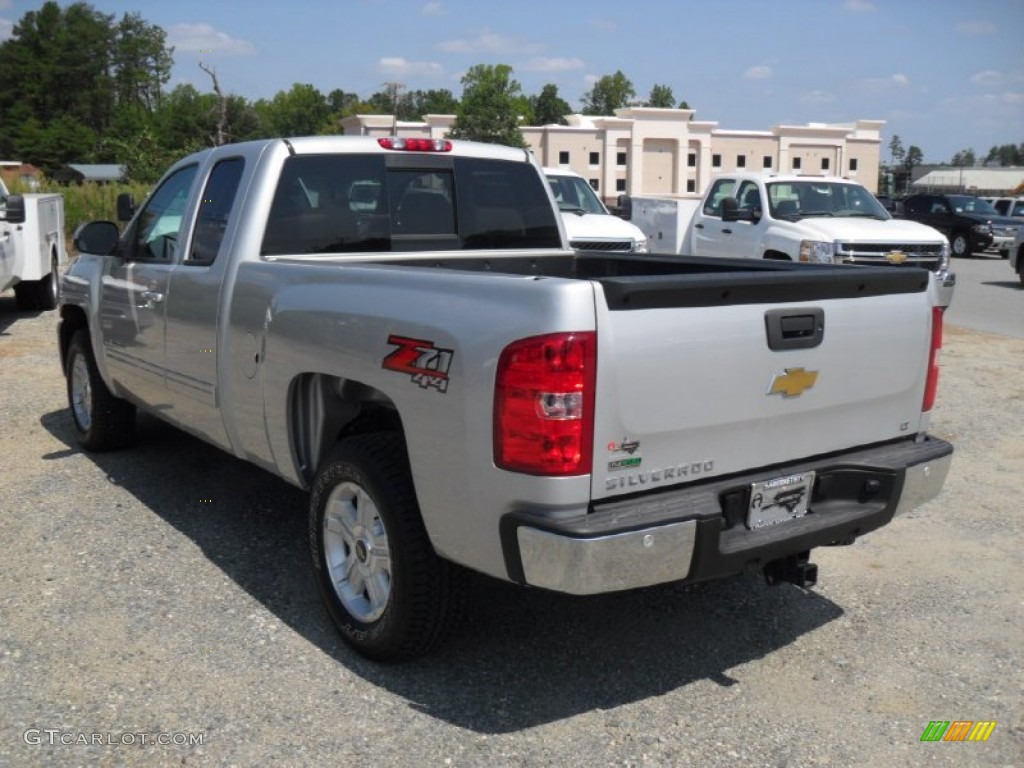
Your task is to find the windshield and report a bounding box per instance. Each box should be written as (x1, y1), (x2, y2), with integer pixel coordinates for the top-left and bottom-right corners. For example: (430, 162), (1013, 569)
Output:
(767, 180), (890, 220)
(948, 195), (998, 215)
(546, 174), (608, 215)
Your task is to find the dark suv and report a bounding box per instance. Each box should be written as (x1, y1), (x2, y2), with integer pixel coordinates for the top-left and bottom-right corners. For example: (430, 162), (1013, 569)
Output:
(899, 194), (1019, 258)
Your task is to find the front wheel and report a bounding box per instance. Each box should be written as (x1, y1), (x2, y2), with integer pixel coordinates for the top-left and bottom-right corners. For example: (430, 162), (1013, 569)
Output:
(309, 433), (464, 661)
(949, 232), (971, 258)
(65, 330), (136, 450)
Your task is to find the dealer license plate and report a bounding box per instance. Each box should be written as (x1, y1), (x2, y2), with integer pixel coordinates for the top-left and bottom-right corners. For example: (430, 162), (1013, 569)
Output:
(747, 471), (815, 530)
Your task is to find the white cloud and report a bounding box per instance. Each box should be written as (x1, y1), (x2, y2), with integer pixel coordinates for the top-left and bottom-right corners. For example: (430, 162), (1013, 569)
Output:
(0, 0), (12, 9)
(844, 0), (875, 11)
(378, 57), (443, 77)
(167, 23), (256, 56)
(983, 91), (1024, 105)
(970, 70), (1002, 86)
(801, 90), (837, 104)
(0, 18), (12, 42)
(438, 29), (541, 55)
(422, 2), (444, 15)
(862, 73), (910, 90)
(957, 20), (996, 35)
(522, 57), (584, 73)
(744, 65), (772, 80)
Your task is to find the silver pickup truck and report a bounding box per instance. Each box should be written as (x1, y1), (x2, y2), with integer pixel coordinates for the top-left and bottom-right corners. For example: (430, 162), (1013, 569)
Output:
(59, 136), (953, 661)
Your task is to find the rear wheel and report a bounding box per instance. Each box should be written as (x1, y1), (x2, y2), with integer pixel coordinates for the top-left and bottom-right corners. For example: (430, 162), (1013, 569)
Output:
(949, 232), (971, 258)
(65, 330), (136, 450)
(310, 433), (464, 661)
(12, 253), (59, 310)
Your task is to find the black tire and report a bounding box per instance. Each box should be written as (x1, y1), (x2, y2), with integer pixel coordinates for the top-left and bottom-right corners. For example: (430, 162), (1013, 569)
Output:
(65, 329), (136, 450)
(949, 232), (971, 258)
(999, 249), (1009, 260)
(11, 253), (59, 311)
(310, 433), (464, 661)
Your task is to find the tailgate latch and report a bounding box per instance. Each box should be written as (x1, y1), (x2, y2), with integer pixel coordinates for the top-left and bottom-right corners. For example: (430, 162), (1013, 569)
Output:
(764, 308), (825, 350)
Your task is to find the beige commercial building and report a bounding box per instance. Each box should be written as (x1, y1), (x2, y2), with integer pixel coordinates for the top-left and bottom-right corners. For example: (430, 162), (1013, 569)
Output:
(342, 109), (885, 201)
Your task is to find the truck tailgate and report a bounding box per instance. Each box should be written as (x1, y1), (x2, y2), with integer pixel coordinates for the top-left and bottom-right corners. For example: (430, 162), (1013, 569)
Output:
(590, 266), (934, 501)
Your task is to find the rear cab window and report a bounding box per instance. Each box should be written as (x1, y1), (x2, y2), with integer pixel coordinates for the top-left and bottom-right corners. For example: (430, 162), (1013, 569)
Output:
(261, 154), (561, 256)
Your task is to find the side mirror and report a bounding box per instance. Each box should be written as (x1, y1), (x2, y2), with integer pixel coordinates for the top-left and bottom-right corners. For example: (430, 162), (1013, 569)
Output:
(1, 194), (26, 224)
(721, 196), (756, 223)
(116, 193), (136, 222)
(74, 221), (121, 255)
(617, 194), (633, 220)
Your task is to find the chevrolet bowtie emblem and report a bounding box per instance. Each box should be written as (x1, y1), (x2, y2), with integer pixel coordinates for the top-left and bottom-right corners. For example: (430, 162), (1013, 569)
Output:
(768, 368), (819, 397)
(885, 250), (908, 265)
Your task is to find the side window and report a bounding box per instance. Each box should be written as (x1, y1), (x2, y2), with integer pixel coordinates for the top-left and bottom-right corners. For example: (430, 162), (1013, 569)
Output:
(189, 158), (244, 265)
(735, 181), (761, 213)
(702, 178), (735, 216)
(128, 165), (198, 261)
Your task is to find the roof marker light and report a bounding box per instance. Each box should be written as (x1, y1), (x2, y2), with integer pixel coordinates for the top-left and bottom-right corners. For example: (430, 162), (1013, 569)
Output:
(378, 137), (452, 152)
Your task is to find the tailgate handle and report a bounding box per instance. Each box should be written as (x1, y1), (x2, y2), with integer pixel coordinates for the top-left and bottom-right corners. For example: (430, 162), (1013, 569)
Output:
(765, 308), (824, 350)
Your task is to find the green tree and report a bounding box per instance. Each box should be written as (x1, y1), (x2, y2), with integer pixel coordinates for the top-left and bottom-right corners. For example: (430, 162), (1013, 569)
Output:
(581, 70), (635, 115)
(646, 83), (675, 108)
(254, 83), (330, 137)
(984, 143), (1023, 166)
(888, 134), (905, 165)
(950, 148), (976, 166)
(448, 64), (527, 148)
(111, 12), (173, 114)
(406, 89), (459, 118)
(904, 145), (923, 179)
(529, 84), (570, 125)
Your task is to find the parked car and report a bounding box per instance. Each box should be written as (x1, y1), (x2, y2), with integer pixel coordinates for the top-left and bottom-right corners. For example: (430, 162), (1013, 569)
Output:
(898, 194), (1018, 258)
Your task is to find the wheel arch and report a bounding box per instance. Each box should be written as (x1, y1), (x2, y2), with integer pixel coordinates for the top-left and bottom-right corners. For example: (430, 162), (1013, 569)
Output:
(764, 249), (792, 261)
(288, 372), (406, 487)
(58, 305), (89, 374)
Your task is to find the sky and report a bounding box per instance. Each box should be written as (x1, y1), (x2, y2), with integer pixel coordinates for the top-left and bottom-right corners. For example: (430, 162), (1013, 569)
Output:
(1, 0), (1022, 164)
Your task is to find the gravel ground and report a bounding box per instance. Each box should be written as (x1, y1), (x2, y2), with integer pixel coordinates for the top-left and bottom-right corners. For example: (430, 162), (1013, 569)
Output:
(0, 293), (1021, 768)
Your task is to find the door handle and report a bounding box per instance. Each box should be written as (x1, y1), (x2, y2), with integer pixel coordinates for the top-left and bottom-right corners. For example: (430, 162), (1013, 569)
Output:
(141, 291), (164, 308)
(694, 223), (704, 229)
(722, 228), (733, 234)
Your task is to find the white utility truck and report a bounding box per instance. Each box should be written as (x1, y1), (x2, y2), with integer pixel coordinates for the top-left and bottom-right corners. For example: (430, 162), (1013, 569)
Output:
(545, 167), (648, 253)
(0, 176), (67, 310)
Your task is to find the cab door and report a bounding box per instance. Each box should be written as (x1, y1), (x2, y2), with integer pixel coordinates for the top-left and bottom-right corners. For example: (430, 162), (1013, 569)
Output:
(100, 164), (199, 406)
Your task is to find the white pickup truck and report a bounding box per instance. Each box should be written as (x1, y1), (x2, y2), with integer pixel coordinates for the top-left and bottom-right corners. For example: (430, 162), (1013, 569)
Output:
(627, 173), (955, 305)
(59, 137), (952, 660)
(544, 167), (648, 253)
(0, 177), (67, 310)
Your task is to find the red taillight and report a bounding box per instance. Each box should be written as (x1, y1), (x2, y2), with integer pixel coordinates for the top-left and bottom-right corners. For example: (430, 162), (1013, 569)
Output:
(494, 332), (596, 476)
(922, 306), (943, 412)
(377, 137), (452, 152)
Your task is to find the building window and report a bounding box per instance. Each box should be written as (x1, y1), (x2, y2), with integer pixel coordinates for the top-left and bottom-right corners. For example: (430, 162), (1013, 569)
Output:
(686, 179), (696, 193)
(558, 150), (569, 165)
(821, 157), (830, 171)
(712, 154), (721, 168)
(687, 153), (696, 167)
(763, 156), (772, 169)
(589, 178), (599, 191)
(589, 151), (600, 166)
(849, 158), (858, 172)
(615, 178), (626, 192)
(617, 152), (627, 166)
(737, 155), (746, 168)
(792, 157), (802, 170)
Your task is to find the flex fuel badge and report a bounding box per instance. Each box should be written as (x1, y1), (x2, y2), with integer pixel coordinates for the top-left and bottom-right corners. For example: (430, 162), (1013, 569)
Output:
(382, 335), (453, 393)
(607, 436), (641, 471)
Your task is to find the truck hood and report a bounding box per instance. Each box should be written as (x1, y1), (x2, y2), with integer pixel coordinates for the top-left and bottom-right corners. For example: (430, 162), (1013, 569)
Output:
(788, 217), (946, 243)
(561, 211), (645, 243)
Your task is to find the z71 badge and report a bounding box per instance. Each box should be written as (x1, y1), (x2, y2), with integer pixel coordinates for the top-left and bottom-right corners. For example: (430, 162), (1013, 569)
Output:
(382, 335), (454, 393)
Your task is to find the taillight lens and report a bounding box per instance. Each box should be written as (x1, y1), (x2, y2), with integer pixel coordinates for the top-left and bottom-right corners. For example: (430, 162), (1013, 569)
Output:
(922, 306), (943, 412)
(494, 332), (596, 476)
